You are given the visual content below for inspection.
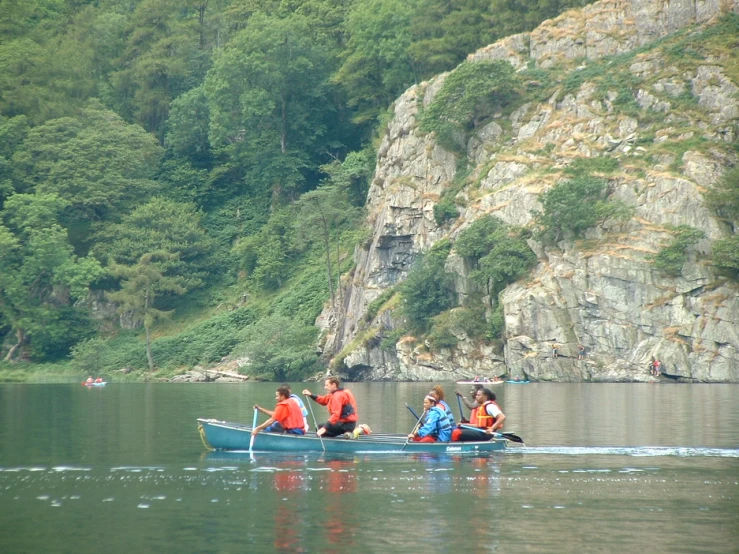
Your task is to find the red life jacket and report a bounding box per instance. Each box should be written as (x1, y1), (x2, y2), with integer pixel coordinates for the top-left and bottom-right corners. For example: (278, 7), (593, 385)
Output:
(334, 388), (359, 423)
(277, 399), (306, 431)
(468, 400), (503, 430)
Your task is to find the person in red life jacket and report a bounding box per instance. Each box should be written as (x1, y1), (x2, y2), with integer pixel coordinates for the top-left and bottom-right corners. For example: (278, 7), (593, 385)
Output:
(408, 395), (453, 442)
(252, 386), (306, 436)
(454, 384), (483, 420)
(302, 377), (358, 438)
(451, 387), (506, 441)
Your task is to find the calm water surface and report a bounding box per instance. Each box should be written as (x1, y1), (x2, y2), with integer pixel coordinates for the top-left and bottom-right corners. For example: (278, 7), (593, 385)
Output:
(0, 382), (737, 553)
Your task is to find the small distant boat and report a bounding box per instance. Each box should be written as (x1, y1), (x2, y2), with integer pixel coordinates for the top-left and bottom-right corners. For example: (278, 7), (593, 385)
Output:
(506, 380), (530, 384)
(82, 381), (107, 387)
(456, 380), (504, 385)
(197, 418), (507, 454)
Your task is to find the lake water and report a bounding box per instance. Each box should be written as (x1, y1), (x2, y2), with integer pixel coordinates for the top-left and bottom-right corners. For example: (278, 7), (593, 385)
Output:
(0, 382), (737, 553)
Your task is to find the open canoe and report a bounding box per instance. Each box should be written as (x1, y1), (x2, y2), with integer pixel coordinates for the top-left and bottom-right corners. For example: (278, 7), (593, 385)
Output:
(82, 381), (107, 387)
(506, 380), (530, 384)
(197, 418), (506, 454)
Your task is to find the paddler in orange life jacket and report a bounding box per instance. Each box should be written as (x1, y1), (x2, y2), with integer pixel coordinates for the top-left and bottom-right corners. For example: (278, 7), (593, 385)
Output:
(252, 386), (306, 436)
(451, 387), (506, 441)
(303, 377), (359, 438)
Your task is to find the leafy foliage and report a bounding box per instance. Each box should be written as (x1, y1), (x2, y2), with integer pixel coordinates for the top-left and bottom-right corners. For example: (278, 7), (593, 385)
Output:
(705, 167), (739, 226)
(456, 215), (536, 294)
(650, 226), (705, 276)
(11, 102), (163, 238)
(428, 305), (487, 349)
(233, 315), (320, 380)
(94, 197), (215, 292)
(0, 193), (104, 361)
(711, 235), (739, 280)
(420, 60), (518, 152)
(534, 177), (629, 243)
(400, 239), (454, 331)
(204, 12), (338, 202)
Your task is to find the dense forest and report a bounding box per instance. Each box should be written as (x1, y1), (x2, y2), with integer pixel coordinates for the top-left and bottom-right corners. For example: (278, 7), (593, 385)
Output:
(0, 0), (597, 380)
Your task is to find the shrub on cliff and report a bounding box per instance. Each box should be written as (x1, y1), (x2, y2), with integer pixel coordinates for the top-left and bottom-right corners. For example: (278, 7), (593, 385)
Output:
(400, 239), (454, 331)
(420, 60), (518, 153)
(533, 177), (629, 243)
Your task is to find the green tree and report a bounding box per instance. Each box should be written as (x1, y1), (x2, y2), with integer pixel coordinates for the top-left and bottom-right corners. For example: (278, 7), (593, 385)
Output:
(94, 197), (215, 292)
(106, 252), (187, 371)
(0, 193), (104, 361)
(456, 215), (536, 296)
(205, 12), (336, 202)
(408, 0), (498, 78)
(400, 239), (455, 331)
(232, 208), (297, 290)
(489, 0), (592, 38)
(705, 167), (739, 228)
(650, 226), (705, 276)
(0, 115), (29, 208)
(294, 184), (360, 314)
(11, 102), (163, 247)
(712, 235), (739, 280)
(534, 177), (625, 242)
(110, 0), (211, 137)
(420, 60), (518, 152)
(233, 315), (320, 380)
(333, 0), (416, 125)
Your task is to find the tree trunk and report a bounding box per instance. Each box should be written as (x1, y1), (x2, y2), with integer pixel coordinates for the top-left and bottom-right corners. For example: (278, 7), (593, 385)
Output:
(4, 328), (25, 362)
(144, 292), (154, 372)
(145, 323), (154, 372)
(321, 215), (336, 313)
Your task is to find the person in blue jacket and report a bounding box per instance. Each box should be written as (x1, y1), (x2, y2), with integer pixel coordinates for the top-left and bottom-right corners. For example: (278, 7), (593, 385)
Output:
(408, 395), (452, 442)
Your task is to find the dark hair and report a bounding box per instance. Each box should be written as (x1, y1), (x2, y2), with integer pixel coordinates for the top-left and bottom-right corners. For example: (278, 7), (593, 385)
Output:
(276, 386), (291, 398)
(479, 388), (495, 402)
(325, 376), (341, 387)
(280, 383), (292, 392)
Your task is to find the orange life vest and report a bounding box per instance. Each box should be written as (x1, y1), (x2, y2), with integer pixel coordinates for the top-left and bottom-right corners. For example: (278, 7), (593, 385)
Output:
(468, 400), (503, 430)
(277, 399), (306, 431)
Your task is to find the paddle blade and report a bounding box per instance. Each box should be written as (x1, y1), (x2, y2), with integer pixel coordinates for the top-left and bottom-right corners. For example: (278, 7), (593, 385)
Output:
(500, 432), (524, 444)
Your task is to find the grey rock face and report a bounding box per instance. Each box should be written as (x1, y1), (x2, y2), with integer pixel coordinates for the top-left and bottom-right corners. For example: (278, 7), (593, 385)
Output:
(320, 0), (739, 382)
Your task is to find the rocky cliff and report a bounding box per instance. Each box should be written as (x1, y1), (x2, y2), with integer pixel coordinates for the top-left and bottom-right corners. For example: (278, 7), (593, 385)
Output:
(320, 0), (739, 382)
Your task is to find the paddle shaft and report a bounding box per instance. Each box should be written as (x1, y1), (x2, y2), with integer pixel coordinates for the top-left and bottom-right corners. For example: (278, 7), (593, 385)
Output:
(401, 408), (427, 451)
(456, 394), (466, 421)
(249, 407), (258, 453)
(304, 393), (326, 452)
(459, 424), (524, 444)
(405, 403), (420, 422)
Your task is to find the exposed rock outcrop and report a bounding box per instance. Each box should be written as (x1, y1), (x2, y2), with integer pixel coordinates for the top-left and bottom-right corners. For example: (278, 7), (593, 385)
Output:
(320, 0), (739, 382)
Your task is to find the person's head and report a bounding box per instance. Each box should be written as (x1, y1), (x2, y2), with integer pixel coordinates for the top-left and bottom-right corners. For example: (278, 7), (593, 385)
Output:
(324, 376), (341, 392)
(470, 384), (483, 398)
(475, 388), (495, 404)
(280, 383), (292, 394)
(430, 385), (445, 401)
(276, 386), (291, 401)
(422, 394), (438, 411)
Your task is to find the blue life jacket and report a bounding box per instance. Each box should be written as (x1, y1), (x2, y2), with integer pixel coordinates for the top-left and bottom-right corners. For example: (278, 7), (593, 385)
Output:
(438, 400), (456, 426)
(418, 406), (452, 442)
(289, 393), (309, 418)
